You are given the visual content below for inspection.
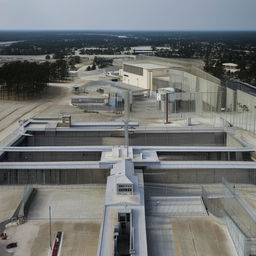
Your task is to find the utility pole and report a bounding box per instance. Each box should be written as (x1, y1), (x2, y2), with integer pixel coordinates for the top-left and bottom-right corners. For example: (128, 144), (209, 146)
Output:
(123, 90), (130, 156)
(49, 206), (52, 250)
(124, 90), (130, 120)
(165, 93), (170, 124)
(123, 120), (129, 147)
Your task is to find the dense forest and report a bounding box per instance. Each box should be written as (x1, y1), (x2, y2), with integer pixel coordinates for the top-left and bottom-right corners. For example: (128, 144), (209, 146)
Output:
(0, 60), (69, 99)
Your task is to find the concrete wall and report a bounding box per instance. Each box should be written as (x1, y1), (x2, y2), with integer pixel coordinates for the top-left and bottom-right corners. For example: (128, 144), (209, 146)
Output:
(226, 88), (237, 111)
(5, 151), (102, 162)
(123, 68), (168, 90)
(123, 71), (148, 89)
(204, 183), (256, 256)
(169, 69), (197, 92)
(22, 131), (124, 146)
(153, 78), (169, 90)
(157, 151), (247, 161)
(151, 69), (169, 90)
(136, 55), (205, 70)
(122, 56), (220, 95)
(224, 197), (256, 238)
(143, 169), (254, 184)
(0, 169), (110, 185)
(225, 212), (256, 256)
(169, 69), (222, 111)
(169, 69), (220, 94)
(226, 88), (256, 113)
(226, 134), (245, 147)
(225, 214), (248, 256)
(130, 132), (225, 147)
(18, 131), (226, 147)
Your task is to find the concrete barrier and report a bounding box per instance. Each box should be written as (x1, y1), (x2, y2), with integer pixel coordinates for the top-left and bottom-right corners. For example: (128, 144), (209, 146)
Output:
(0, 186), (37, 232)
(18, 186), (37, 221)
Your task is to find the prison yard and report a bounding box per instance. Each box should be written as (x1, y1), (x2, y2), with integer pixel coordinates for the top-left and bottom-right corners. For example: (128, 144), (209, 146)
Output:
(1, 55), (256, 256)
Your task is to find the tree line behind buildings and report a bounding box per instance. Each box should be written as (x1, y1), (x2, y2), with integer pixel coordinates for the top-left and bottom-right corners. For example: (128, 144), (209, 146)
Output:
(0, 60), (69, 99)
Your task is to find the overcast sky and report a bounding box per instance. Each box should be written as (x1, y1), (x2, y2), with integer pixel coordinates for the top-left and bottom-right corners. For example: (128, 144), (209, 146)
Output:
(0, 0), (255, 30)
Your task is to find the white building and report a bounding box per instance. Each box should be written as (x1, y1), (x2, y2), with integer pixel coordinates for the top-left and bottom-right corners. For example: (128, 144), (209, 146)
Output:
(222, 63), (240, 73)
(122, 62), (169, 90)
(121, 56), (222, 112)
(121, 56), (220, 93)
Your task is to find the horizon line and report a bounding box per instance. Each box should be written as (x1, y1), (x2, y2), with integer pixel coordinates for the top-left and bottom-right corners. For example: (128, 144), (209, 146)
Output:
(0, 29), (256, 32)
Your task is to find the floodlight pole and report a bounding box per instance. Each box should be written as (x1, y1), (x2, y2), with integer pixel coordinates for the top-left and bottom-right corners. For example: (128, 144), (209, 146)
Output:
(165, 93), (170, 124)
(123, 120), (129, 156)
(49, 206), (52, 250)
(124, 90), (130, 121)
(123, 90), (130, 156)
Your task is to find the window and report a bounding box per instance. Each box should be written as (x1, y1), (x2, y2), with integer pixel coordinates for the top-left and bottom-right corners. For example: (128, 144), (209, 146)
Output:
(123, 64), (143, 76)
(117, 184), (133, 194)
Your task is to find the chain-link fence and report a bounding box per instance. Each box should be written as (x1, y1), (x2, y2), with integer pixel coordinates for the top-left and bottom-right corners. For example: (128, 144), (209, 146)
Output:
(202, 180), (256, 256)
(222, 178), (256, 256)
(131, 91), (256, 134)
(165, 91), (223, 122)
(131, 96), (165, 120)
(170, 91), (256, 133)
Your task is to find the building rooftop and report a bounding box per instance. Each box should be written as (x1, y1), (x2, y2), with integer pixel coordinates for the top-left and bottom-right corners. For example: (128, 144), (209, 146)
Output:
(223, 63), (238, 67)
(124, 62), (169, 70)
(226, 80), (256, 96)
(154, 76), (170, 81)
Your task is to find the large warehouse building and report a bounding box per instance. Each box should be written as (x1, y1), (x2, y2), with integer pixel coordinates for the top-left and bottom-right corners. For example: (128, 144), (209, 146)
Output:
(121, 55), (220, 93)
(122, 62), (169, 90)
(121, 56), (224, 115)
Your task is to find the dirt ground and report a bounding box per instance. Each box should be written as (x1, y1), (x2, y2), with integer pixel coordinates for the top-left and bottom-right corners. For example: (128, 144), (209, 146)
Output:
(0, 69), (121, 146)
(0, 62), (186, 146)
(172, 216), (237, 256)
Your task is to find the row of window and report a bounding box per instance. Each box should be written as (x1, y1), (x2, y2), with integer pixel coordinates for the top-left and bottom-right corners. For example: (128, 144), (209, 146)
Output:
(118, 184), (132, 188)
(123, 64), (143, 76)
(118, 188), (132, 192)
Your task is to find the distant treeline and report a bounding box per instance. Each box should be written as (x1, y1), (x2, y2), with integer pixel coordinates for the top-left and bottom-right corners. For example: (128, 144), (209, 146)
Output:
(80, 48), (124, 55)
(86, 56), (113, 71)
(1, 31), (256, 56)
(1, 31), (256, 85)
(93, 57), (113, 68)
(0, 60), (69, 99)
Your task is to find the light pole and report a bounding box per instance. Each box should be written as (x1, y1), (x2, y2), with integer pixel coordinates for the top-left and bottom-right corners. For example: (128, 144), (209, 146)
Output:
(49, 206), (52, 250)
(165, 93), (170, 124)
(123, 90), (130, 156)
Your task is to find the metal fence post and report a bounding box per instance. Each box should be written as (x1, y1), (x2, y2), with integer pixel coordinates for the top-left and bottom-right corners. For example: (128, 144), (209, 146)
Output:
(165, 93), (169, 124)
